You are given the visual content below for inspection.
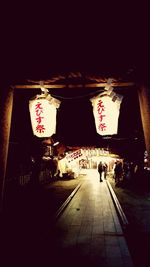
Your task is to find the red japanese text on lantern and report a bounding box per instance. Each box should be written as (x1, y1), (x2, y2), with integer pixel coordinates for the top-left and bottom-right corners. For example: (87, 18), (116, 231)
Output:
(97, 99), (107, 131)
(35, 102), (45, 133)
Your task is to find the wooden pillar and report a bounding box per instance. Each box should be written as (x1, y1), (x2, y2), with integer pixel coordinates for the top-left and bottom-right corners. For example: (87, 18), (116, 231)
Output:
(0, 87), (14, 211)
(138, 85), (150, 167)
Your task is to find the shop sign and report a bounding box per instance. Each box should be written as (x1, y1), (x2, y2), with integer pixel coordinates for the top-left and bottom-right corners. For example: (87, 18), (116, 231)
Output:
(66, 149), (83, 163)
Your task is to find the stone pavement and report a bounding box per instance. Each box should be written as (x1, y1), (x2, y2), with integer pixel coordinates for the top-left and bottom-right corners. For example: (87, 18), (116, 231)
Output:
(47, 170), (134, 267)
(0, 172), (86, 266)
(1, 170), (134, 266)
(109, 174), (150, 267)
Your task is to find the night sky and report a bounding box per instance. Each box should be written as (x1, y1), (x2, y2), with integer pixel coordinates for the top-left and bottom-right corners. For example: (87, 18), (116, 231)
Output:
(2, 3), (149, 163)
(2, 2), (150, 85)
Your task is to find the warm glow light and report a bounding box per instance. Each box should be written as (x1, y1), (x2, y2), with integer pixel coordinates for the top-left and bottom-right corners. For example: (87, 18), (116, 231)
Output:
(53, 141), (59, 146)
(29, 98), (57, 138)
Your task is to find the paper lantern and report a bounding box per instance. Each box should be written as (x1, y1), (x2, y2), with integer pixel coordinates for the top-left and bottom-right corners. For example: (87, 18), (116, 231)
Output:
(90, 93), (123, 136)
(29, 97), (60, 138)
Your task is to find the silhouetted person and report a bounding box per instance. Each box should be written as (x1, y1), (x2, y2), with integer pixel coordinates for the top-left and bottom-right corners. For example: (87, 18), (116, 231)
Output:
(114, 161), (123, 185)
(103, 162), (108, 179)
(123, 161), (129, 181)
(98, 161), (104, 182)
(49, 156), (58, 179)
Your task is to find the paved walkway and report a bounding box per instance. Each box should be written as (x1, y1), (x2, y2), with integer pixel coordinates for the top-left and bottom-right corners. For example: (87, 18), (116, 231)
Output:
(1, 170), (134, 266)
(48, 170), (134, 267)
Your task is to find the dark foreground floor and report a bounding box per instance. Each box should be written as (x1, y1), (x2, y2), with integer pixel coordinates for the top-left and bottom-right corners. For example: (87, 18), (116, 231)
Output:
(109, 173), (150, 267)
(0, 175), (85, 266)
(0, 171), (134, 267)
(2, 170), (150, 266)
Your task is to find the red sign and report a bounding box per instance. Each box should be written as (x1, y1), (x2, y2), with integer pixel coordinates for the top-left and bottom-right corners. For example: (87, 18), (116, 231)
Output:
(66, 149), (83, 163)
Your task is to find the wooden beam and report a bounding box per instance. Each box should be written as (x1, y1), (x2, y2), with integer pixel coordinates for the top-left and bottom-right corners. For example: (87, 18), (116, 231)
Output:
(13, 82), (135, 89)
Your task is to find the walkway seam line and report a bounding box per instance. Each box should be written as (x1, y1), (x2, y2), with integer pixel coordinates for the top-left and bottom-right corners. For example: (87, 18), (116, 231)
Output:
(106, 180), (129, 227)
(54, 182), (82, 220)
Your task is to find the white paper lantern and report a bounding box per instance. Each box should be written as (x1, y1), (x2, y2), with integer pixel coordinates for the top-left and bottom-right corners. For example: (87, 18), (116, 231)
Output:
(90, 93), (123, 136)
(29, 97), (59, 138)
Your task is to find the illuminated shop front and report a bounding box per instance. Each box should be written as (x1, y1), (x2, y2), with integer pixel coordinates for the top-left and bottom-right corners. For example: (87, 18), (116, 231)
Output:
(58, 147), (121, 178)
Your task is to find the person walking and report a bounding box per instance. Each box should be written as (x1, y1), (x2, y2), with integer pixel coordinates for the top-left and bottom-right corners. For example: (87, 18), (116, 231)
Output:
(103, 162), (108, 179)
(114, 160), (123, 185)
(98, 161), (104, 182)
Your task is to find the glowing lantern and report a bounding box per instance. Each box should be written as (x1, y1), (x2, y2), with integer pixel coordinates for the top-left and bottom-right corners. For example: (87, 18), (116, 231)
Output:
(90, 92), (123, 136)
(29, 95), (60, 138)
